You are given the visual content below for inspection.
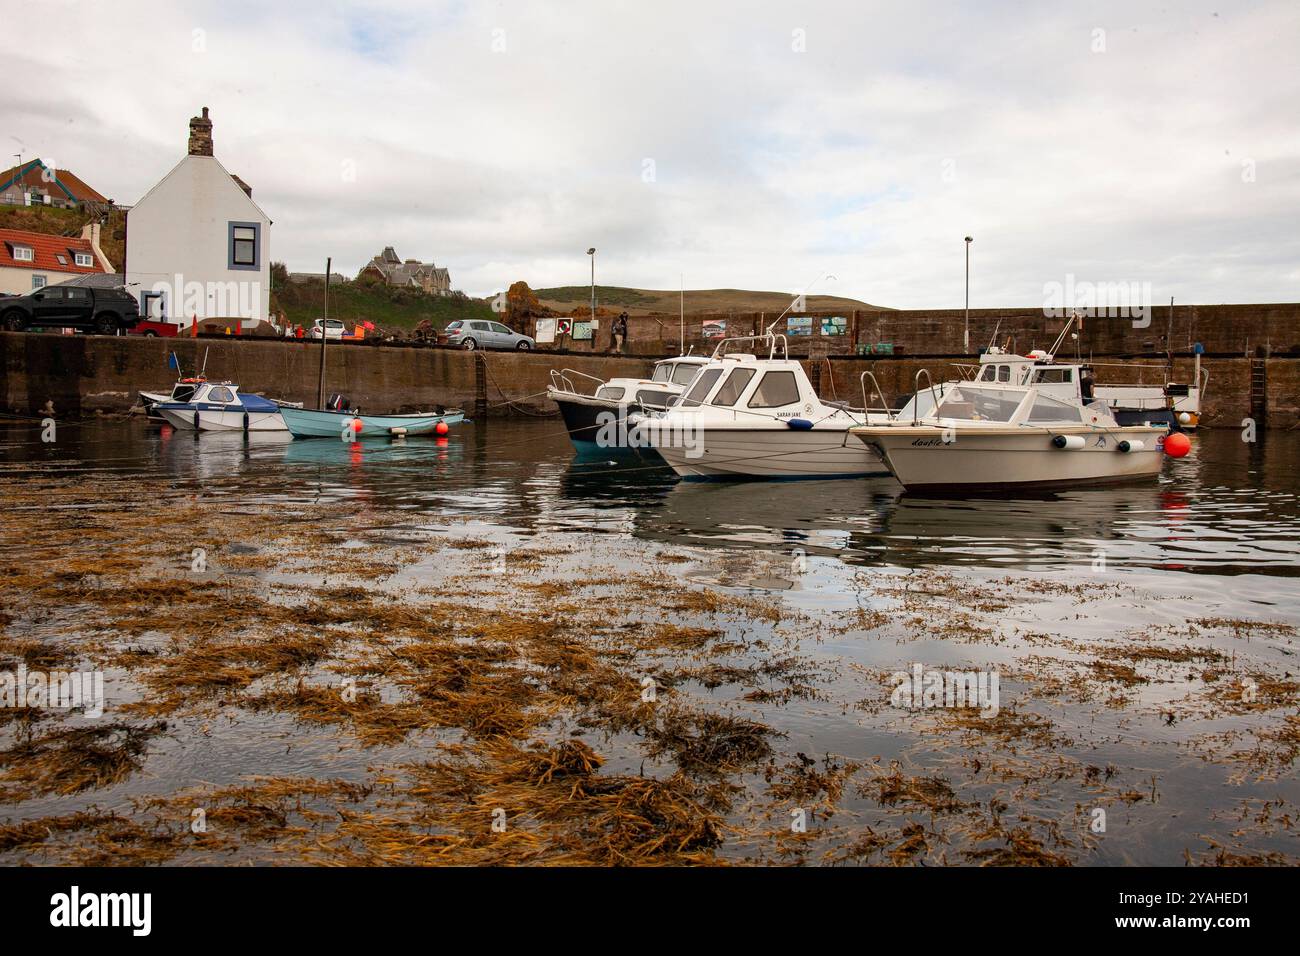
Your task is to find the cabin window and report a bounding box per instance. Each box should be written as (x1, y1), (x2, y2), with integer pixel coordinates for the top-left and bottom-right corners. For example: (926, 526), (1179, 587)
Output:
(1033, 368), (1073, 384)
(980, 366), (996, 381)
(680, 368), (723, 407)
(671, 363), (702, 386)
(998, 365), (1010, 382)
(651, 364), (673, 383)
(712, 367), (756, 407)
(636, 389), (672, 408)
(74, 252), (93, 267)
(228, 222), (260, 270)
(747, 370), (800, 408)
(595, 386), (626, 401)
(207, 386), (235, 404)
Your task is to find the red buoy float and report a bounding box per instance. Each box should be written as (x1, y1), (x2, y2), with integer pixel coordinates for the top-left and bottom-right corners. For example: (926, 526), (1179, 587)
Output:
(1163, 432), (1191, 458)
(351, 418), (364, 435)
(434, 421), (450, 436)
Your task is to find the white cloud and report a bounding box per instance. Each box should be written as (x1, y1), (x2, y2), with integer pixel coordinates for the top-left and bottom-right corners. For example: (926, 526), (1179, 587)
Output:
(4, 0), (1297, 307)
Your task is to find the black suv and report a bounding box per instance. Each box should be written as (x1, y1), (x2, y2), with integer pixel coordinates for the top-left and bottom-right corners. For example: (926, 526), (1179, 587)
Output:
(0, 285), (140, 335)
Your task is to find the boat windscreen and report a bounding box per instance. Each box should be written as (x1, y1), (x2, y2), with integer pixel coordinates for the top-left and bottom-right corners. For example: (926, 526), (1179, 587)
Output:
(933, 385), (1026, 423)
(672, 363), (703, 386)
(1026, 391), (1084, 424)
(651, 363), (673, 383)
(680, 368), (722, 407)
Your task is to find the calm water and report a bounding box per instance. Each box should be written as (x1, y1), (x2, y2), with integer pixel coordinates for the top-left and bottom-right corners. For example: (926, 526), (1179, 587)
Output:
(2, 418), (1298, 865)
(6, 419), (1296, 578)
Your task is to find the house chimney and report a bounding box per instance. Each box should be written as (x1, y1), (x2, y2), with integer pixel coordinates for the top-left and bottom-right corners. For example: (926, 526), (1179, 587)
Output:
(188, 106), (214, 157)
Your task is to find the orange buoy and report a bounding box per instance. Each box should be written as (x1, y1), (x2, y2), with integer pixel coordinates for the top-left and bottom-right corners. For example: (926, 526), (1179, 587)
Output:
(1163, 432), (1191, 458)
(351, 418), (364, 434)
(434, 421), (450, 436)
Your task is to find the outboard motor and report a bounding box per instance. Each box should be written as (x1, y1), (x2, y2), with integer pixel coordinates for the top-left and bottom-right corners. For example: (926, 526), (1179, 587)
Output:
(327, 394), (351, 411)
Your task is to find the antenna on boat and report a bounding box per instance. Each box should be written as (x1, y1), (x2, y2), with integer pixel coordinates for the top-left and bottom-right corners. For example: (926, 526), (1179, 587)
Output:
(766, 272), (835, 334)
(985, 320), (1001, 353)
(317, 257), (331, 410)
(1048, 312), (1078, 358)
(679, 273), (685, 356)
(200, 347), (209, 378)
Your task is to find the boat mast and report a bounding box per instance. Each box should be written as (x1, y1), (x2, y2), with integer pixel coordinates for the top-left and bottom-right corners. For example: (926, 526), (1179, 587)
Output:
(317, 257), (331, 410)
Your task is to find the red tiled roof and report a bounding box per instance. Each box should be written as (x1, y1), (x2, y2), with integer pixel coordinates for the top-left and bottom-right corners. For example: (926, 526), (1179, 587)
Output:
(0, 228), (106, 274)
(0, 161), (108, 204)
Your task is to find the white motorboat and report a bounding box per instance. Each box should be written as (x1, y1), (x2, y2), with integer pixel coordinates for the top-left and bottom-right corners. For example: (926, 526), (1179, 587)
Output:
(155, 382), (296, 432)
(547, 355), (710, 452)
(139, 377), (207, 422)
(849, 374), (1171, 492)
(637, 333), (892, 480)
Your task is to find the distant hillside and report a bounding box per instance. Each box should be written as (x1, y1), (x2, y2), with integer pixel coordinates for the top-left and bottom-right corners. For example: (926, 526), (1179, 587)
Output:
(530, 285), (889, 316)
(271, 268), (492, 331)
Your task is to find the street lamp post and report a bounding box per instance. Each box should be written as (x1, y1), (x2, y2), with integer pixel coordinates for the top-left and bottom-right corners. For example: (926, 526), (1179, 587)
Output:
(587, 247), (596, 328)
(964, 236), (973, 353)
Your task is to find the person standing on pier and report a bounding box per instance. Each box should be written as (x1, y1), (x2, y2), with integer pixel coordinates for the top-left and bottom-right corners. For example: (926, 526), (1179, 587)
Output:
(614, 311), (628, 354)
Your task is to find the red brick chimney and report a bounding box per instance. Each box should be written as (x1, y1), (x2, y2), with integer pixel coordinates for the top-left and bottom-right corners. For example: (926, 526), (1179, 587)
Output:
(188, 107), (214, 157)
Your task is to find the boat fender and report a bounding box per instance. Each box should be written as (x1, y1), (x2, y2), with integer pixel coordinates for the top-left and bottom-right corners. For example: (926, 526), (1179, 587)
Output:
(243, 411), (250, 432)
(193, 410), (200, 429)
(786, 418), (814, 430)
(1117, 439), (1144, 453)
(390, 427), (407, 437)
(1052, 435), (1084, 450)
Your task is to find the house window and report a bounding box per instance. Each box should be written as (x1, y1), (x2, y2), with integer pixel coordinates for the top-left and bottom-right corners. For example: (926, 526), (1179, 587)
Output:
(13, 246), (33, 262)
(32, 275), (46, 289)
(74, 252), (93, 267)
(228, 222), (260, 270)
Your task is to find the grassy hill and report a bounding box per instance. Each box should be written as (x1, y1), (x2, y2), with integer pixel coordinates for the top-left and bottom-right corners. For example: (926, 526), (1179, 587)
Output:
(531, 285), (889, 315)
(0, 205), (126, 268)
(271, 271), (492, 332)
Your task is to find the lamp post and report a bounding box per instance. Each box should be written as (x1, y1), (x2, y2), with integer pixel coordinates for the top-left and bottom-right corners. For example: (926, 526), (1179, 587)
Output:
(963, 236), (973, 353)
(587, 247), (596, 328)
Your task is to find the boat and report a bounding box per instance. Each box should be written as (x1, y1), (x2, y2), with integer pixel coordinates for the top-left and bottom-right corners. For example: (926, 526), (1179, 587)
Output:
(848, 372), (1172, 492)
(155, 382), (299, 432)
(546, 355), (710, 452)
(636, 332), (893, 480)
(279, 404), (464, 439)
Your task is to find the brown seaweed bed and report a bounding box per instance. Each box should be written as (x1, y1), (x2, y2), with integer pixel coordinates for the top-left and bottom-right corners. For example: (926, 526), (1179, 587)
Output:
(1, 466), (1298, 866)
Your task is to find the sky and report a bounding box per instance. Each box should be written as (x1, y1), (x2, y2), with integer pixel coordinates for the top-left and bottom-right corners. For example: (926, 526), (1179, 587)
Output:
(3, 0), (1298, 308)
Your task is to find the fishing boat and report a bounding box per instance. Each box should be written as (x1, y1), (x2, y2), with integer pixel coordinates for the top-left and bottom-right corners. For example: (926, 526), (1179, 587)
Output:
(155, 382), (299, 432)
(636, 332), (892, 480)
(547, 355), (710, 452)
(279, 405), (464, 439)
(139, 377), (207, 422)
(848, 373), (1172, 492)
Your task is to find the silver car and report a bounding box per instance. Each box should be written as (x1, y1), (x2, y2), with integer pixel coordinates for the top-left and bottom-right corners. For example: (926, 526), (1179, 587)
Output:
(444, 319), (535, 351)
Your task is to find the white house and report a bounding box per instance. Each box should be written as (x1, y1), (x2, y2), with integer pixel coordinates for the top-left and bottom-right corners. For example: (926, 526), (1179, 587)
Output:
(125, 107), (271, 329)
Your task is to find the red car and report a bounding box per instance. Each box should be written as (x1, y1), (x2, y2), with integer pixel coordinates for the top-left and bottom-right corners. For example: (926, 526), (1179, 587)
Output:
(128, 319), (182, 337)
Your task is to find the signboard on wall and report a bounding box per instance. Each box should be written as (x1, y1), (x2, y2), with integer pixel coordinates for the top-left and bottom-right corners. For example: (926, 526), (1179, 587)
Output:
(535, 318), (557, 344)
(573, 321), (593, 341)
(820, 316), (847, 336)
(787, 315), (812, 336)
(702, 319), (726, 339)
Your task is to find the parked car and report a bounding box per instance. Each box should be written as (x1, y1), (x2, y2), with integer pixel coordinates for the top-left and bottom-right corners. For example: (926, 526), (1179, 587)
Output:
(309, 318), (346, 339)
(0, 285), (139, 334)
(443, 319), (535, 350)
(129, 319), (184, 337)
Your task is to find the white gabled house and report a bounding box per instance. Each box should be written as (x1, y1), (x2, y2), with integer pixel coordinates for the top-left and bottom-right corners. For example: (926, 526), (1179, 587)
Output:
(125, 107), (272, 330)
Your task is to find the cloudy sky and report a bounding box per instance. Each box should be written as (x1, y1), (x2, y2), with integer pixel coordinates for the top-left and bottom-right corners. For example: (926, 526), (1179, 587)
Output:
(5, 0), (1298, 307)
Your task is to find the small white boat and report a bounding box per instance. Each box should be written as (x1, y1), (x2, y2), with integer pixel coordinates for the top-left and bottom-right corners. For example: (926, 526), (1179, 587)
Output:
(547, 355), (710, 452)
(156, 382), (295, 432)
(849, 377), (1171, 492)
(139, 377), (207, 422)
(637, 332), (892, 480)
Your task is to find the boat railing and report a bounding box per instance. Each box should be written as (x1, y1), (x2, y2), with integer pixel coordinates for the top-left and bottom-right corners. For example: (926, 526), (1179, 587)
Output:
(549, 368), (606, 396)
(913, 369), (941, 424)
(858, 371), (896, 421)
(708, 332), (789, 362)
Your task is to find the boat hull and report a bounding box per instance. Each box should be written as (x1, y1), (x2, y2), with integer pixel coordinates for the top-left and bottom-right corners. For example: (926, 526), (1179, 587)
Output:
(279, 406), (464, 439)
(850, 424), (1169, 492)
(644, 424), (889, 480)
(158, 407), (287, 431)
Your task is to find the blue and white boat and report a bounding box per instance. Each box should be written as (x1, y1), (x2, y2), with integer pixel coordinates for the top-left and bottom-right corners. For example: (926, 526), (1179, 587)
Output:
(278, 405), (465, 439)
(156, 382), (299, 432)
